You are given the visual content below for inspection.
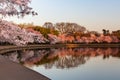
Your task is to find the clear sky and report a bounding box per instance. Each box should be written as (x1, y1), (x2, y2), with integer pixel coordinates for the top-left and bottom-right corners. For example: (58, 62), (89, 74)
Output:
(5, 0), (120, 32)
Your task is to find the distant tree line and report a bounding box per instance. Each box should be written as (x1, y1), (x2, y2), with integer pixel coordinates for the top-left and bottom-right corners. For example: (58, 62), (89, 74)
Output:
(0, 21), (120, 46)
(18, 22), (87, 36)
(18, 22), (120, 42)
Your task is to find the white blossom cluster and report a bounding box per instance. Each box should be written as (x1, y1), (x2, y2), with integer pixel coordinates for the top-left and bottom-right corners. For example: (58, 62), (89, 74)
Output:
(47, 34), (61, 44)
(0, 20), (48, 46)
(0, 0), (36, 17)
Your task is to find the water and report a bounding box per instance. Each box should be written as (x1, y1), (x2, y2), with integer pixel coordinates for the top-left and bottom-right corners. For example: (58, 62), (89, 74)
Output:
(2, 47), (120, 80)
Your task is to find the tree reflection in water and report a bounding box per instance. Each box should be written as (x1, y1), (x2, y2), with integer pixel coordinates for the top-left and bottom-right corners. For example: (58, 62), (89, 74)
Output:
(2, 48), (120, 69)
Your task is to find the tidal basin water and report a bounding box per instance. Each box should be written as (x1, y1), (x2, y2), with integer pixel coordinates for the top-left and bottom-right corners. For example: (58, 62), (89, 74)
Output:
(3, 47), (120, 80)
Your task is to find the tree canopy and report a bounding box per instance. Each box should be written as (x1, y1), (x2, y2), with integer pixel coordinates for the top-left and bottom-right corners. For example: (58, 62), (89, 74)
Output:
(0, 0), (37, 17)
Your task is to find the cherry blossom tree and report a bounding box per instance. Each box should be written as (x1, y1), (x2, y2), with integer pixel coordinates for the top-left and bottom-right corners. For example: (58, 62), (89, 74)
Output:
(0, 20), (48, 46)
(0, 0), (48, 46)
(0, 0), (37, 17)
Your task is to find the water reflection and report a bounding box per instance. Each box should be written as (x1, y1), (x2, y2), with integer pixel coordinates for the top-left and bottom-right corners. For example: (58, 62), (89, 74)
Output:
(3, 47), (120, 69)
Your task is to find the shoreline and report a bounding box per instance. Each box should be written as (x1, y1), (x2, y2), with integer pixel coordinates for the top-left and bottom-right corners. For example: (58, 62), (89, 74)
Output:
(0, 43), (120, 54)
(0, 54), (50, 80)
(0, 43), (120, 80)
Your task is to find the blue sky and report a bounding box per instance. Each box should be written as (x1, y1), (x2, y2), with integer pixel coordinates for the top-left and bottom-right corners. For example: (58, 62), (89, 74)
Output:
(5, 0), (120, 32)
